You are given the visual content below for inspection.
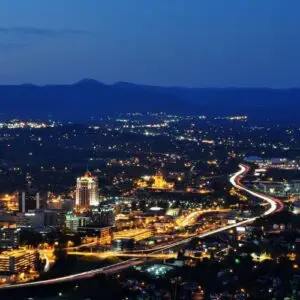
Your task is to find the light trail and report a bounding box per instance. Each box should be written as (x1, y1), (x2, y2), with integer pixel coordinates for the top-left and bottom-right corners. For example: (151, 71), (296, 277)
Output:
(149, 164), (283, 253)
(0, 258), (142, 290)
(0, 164), (283, 290)
(43, 255), (50, 273)
(68, 251), (176, 259)
(176, 209), (230, 227)
(65, 240), (98, 251)
(229, 164), (284, 215)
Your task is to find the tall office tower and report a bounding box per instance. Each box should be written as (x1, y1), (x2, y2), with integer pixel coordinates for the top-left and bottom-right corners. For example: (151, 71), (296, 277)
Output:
(18, 192), (40, 213)
(75, 172), (99, 209)
(92, 206), (115, 226)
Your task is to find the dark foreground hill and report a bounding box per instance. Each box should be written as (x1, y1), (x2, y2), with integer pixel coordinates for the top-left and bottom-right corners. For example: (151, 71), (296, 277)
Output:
(0, 79), (299, 122)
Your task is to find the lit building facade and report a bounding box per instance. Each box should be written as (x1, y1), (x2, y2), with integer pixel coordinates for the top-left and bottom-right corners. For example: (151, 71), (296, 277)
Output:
(47, 196), (62, 210)
(151, 172), (174, 190)
(75, 172), (99, 209)
(16, 211), (44, 229)
(0, 228), (20, 250)
(93, 206), (115, 226)
(0, 194), (18, 211)
(113, 228), (152, 241)
(293, 200), (300, 215)
(0, 250), (36, 274)
(65, 214), (88, 232)
(136, 172), (175, 190)
(77, 226), (112, 245)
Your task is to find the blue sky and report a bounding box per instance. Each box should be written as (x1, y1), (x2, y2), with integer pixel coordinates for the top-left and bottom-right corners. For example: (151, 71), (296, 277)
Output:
(0, 0), (299, 87)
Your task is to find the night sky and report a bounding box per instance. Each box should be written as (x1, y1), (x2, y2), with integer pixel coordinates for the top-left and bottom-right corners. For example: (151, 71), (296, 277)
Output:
(0, 0), (299, 87)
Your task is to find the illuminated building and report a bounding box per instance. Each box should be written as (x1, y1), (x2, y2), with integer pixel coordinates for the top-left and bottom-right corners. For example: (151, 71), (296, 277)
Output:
(136, 179), (148, 189)
(77, 226), (112, 245)
(113, 228), (152, 241)
(65, 213), (88, 232)
(75, 172), (99, 209)
(0, 250), (36, 274)
(144, 264), (174, 278)
(48, 198), (74, 212)
(0, 194), (18, 211)
(99, 227), (112, 245)
(16, 211), (44, 228)
(257, 180), (300, 197)
(151, 172), (174, 190)
(16, 209), (64, 229)
(166, 208), (180, 217)
(112, 238), (134, 251)
(251, 252), (272, 262)
(47, 196), (62, 210)
(293, 200), (300, 214)
(0, 228), (20, 250)
(136, 172), (175, 190)
(0, 212), (17, 228)
(65, 216), (80, 232)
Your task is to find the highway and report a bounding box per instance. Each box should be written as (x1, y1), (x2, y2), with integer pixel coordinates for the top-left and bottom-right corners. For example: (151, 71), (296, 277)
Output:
(176, 208), (230, 227)
(68, 251), (176, 259)
(229, 164), (284, 215)
(0, 258), (143, 290)
(0, 164), (283, 290)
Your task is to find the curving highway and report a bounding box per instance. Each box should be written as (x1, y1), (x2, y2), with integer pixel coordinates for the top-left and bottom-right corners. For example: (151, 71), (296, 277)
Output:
(229, 164), (284, 215)
(0, 164), (283, 290)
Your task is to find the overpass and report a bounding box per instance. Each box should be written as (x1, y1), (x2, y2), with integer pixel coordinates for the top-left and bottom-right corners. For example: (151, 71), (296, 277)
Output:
(67, 251), (176, 259)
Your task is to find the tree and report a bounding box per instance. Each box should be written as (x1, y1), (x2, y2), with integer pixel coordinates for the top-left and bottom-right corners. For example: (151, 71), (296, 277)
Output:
(20, 229), (43, 247)
(53, 246), (67, 262)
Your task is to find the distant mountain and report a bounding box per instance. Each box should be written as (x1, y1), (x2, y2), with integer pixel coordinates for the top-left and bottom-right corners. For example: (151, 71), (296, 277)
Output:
(74, 78), (106, 86)
(0, 80), (299, 122)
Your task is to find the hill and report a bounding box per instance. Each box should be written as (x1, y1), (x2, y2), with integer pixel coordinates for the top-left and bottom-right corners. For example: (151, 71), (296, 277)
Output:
(0, 79), (299, 122)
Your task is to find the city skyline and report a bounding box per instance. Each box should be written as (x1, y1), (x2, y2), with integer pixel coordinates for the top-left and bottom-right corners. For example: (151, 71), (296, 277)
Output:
(0, 2), (299, 298)
(0, 114), (299, 298)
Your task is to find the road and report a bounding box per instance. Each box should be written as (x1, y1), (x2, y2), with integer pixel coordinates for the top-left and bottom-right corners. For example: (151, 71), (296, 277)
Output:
(0, 164), (283, 290)
(229, 164), (284, 215)
(68, 251), (176, 259)
(65, 239), (98, 251)
(176, 208), (230, 227)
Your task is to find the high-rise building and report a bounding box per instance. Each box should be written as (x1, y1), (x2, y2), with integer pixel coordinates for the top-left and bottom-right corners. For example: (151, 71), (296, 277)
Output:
(0, 250), (37, 274)
(0, 228), (20, 250)
(99, 206), (115, 226)
(61, 198), (74, 211)
(65, 214), (88, 232)
(75, 172), (99, 209)
(16, 211), (44, 229)
(18, 192), (40, 213)
(90, 205), (115, 226)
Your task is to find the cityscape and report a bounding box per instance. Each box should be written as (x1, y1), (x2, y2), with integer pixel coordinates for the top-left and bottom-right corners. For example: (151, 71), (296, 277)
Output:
(1, 1), (300, 299)
(0, 114), (298, 299)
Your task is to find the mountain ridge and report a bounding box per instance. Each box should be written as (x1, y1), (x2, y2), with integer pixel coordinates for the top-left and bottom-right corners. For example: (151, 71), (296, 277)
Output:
(0, 79), (299, 122)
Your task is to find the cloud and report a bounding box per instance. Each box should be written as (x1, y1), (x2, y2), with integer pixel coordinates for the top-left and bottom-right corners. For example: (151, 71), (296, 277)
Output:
(0, 27), (90, 37)
(0, 42), (28, 51)
(0, 27), (93, 51)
